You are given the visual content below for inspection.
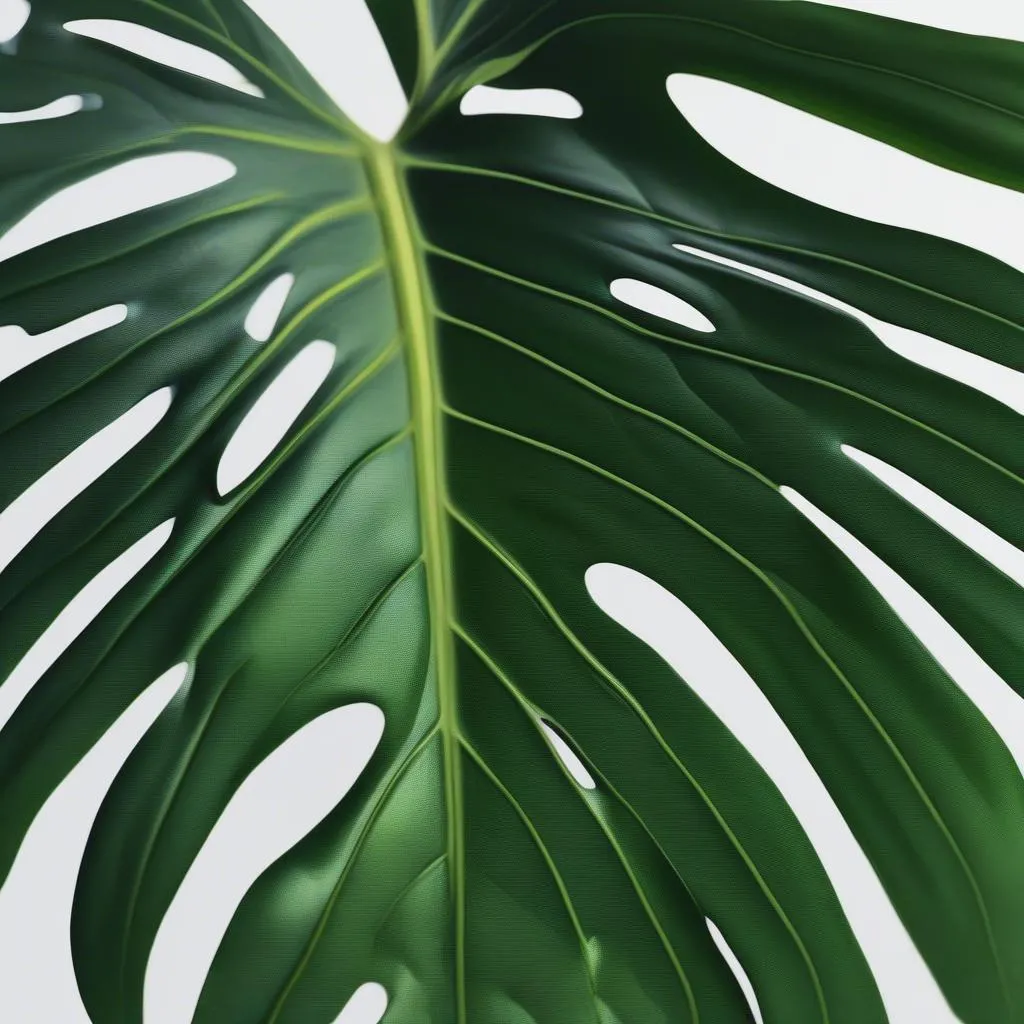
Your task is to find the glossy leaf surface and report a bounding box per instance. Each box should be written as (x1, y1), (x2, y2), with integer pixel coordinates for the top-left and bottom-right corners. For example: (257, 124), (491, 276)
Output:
(2, 2), (1024, 1022)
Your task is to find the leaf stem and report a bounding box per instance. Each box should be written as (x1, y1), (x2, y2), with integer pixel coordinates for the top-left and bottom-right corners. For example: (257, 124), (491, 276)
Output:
(364, 142), (466, 1024)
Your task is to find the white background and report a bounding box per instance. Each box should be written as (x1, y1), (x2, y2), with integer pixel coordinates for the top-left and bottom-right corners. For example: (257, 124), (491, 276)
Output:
(1, 1), (1024, 1021)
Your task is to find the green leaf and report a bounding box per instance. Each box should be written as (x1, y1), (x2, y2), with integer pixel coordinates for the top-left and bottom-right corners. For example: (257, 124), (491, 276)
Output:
(2, 2), (1024, 1022)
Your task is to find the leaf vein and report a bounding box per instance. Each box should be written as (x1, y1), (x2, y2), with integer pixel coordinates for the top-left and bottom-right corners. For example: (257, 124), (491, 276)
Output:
(444, 500), (830, 1022)
(446, 406), (1008, 999)
(451, 619), (701, 1023)
(427, 244), (1024, 490)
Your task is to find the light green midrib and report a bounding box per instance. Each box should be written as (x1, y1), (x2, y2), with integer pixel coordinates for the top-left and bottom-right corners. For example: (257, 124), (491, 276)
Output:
(364, 142), (467, 1024)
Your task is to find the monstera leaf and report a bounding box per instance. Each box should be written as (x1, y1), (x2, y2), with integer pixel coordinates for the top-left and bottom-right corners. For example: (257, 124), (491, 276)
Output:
(3, 0), (1024, 1021)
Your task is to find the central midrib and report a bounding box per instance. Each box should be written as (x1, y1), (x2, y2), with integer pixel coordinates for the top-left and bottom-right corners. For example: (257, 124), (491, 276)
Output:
(365, 141), (466, 1023)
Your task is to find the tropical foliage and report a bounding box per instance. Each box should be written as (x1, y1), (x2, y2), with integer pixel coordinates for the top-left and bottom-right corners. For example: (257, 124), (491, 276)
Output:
(1, 1), (1024, 1021)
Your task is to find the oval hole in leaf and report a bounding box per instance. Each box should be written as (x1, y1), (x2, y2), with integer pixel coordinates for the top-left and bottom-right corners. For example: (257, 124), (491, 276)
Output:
(0, 0), (29, 44)
(584, 562), (959, 1022)
(667, 73), (1024, 273)
(0, 152), (236, 266)
(332, 982), (389, 1024)
(0, 387), (172, 577)
(0, 663), (186, 1024)
(538, 720), (596, 789)
(0, 519), (174, 736)
(0, 303), (127, 383)
(0, 94), (88, 124)
(460, 85), (583, 119)
(842, 446), (1024, 588)
(244, 273), (295, 342)
(143, 703), (385, 1024)
(674, 241), (1024, 414)
(609, 278), (715, 333)
(705, 918), (763, 1023)
(216, 339), (335, 495)
(782, 484), (1024, 779)
(64, 19), (263, 97)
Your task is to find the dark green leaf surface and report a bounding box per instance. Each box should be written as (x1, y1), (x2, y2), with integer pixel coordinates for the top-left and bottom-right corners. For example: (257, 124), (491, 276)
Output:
(1, 2), (1024, 1022)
